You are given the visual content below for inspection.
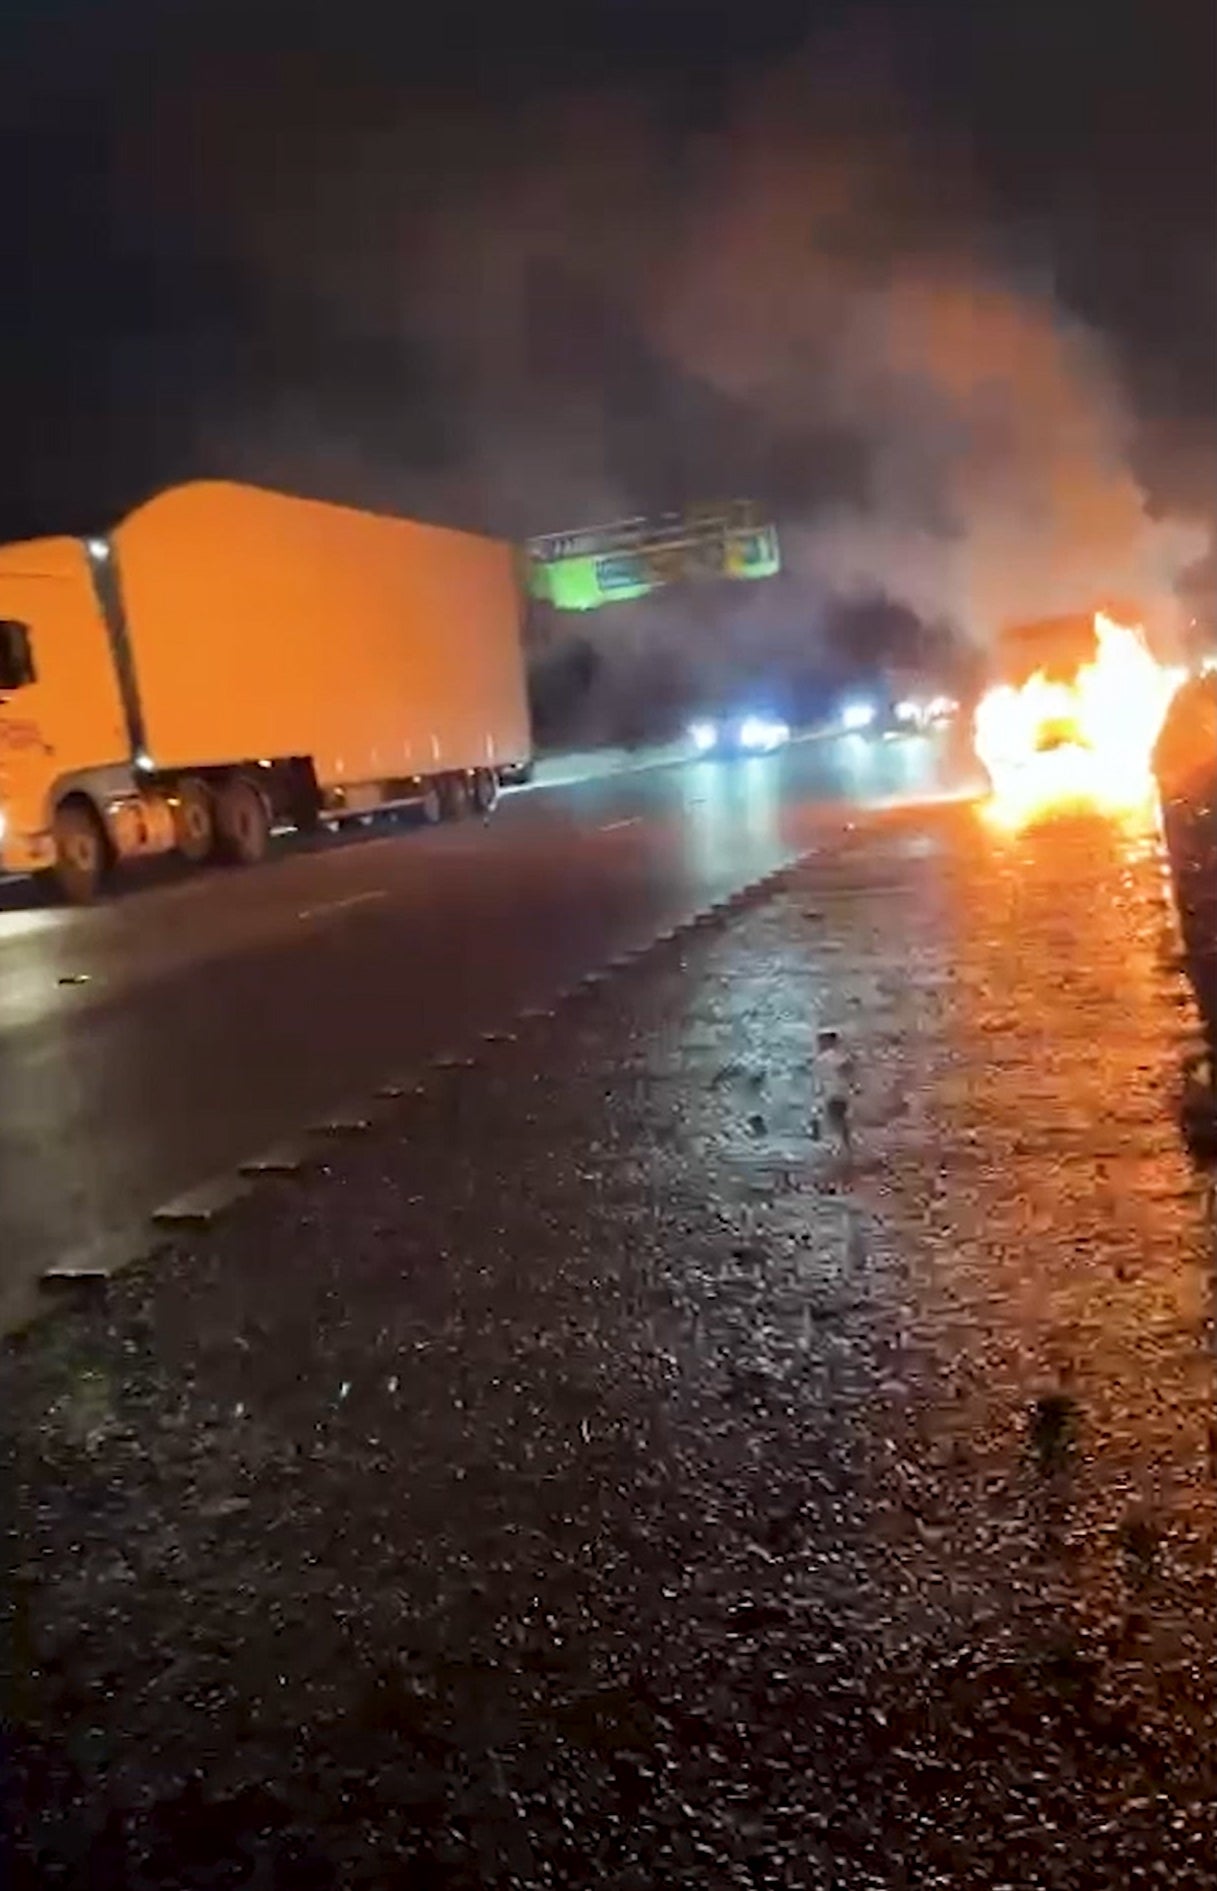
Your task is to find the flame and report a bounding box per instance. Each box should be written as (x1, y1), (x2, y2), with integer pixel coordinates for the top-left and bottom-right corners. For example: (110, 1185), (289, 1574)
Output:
(974, 612), (1182, 829)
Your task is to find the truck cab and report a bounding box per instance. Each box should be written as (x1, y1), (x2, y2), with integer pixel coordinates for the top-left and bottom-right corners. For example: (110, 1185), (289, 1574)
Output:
(0, 538), (135, 882)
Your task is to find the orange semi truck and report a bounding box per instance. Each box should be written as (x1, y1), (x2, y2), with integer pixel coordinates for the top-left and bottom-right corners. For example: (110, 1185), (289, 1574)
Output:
(0, 481), (532, 900)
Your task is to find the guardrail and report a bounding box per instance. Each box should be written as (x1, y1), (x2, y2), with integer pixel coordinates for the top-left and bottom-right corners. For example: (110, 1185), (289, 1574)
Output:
(510, 726), (838, 795)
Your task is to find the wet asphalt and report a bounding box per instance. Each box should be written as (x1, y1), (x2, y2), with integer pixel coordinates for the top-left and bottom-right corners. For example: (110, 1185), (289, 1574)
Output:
(2, 792), (1214, 1887)
(0, 729), (944, 1326)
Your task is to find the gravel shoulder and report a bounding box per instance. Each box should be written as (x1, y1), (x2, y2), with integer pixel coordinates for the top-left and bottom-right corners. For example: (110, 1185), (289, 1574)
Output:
(3, 801), (1214, 1889)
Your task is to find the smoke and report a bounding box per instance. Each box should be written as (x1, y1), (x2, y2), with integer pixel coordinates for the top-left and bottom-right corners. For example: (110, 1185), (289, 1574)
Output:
(772, 279), (1204, 643)
(12, 7), (1213, 713)
(637, 60), (1208, 649)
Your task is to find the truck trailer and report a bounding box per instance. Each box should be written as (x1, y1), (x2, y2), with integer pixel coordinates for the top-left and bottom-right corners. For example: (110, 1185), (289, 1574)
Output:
(0, 481), (532, 900)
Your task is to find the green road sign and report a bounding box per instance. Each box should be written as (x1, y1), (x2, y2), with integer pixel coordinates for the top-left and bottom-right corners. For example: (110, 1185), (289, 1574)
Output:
(524, 506), (780, 612)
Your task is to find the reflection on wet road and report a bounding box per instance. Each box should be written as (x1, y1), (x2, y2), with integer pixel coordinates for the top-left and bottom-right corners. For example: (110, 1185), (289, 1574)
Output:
(2, 791), (1211, 1884)
(0, 730), (964, 1320)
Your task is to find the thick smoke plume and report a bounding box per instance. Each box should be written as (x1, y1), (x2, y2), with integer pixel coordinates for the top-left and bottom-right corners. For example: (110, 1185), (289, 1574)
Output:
(637, 60), (1206, 649)
(86, 25), (1217, 725)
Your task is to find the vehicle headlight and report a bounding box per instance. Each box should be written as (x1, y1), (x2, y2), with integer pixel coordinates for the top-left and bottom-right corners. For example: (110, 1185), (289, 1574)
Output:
(689, 720), (719, 752)
(841, 701), (876, 732)
(738, 716), (789, 751)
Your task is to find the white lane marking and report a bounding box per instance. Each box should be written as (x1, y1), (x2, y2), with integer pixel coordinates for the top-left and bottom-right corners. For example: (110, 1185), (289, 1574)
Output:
(238, 1143), (311, 1178)
(297, 889), (387, 922)
(309, 1113), (375, 1137)
(599, 817), (641, 833)
(41, 1225), (170, 1287)
(151, 1174), (252, 1227)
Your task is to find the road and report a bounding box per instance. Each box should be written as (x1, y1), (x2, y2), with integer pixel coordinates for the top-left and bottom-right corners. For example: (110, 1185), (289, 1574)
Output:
(3, 776), (1211, 1886)
(0, 729), (962, 1326)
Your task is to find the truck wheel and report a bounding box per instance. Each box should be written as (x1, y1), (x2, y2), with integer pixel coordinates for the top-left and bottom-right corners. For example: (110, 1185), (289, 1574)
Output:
(471, 768), (499, 816)
(215, 776), (270, 866)
(173, 776), (216, 863)
(52, 799), (110, 904)
(419, 781), (443, 824)
(439, 773), (470, 821)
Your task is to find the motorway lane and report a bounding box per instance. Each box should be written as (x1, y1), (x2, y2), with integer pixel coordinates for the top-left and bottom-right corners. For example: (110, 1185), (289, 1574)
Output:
(3, 787), (1211, 1883)
(0, 731), (964, 1321)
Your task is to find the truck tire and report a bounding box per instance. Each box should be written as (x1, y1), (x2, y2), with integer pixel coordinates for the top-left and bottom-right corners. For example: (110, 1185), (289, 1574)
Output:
(438, 772), (470, 822)
(419, 781), (443, 825)
(471, 768), (499, 816)
(215, 776), (270, 866)
(51, 798), (110, 904)
(173, 776), (216, 864)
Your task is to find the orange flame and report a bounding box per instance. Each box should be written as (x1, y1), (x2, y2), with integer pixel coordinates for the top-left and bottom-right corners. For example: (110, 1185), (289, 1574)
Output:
(974, 612), (1182, 828)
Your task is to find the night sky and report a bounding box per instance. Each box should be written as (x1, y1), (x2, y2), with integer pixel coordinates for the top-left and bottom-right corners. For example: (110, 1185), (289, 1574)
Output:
(3, 0), (1214, 634)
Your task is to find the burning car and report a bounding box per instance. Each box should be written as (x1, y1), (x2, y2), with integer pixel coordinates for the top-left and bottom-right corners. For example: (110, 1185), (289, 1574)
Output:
(974, 609), (1184, 821)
